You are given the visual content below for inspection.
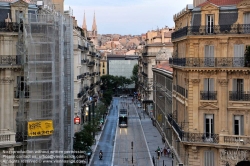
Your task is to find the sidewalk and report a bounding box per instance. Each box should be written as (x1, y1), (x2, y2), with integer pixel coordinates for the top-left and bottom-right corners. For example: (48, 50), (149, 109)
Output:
(139, 111), (172, 166)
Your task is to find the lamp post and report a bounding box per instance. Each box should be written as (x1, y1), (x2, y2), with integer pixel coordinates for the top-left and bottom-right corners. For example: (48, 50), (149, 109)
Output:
(131, 141), (134, 164)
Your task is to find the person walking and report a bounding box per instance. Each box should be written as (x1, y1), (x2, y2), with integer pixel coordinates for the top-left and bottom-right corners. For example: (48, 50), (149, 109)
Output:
(161, 148), (163, 156)
(167, 147), (171, 157)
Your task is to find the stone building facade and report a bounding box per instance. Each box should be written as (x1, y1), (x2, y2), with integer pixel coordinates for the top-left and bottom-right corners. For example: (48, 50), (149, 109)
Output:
(170, 0), (250, 165)
(138, 27), (174, 114)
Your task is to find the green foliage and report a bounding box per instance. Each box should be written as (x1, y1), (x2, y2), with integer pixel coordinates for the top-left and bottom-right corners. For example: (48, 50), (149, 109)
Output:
(131, 64), (138, 89)
(73, 102), (107, 152)
(100, 75), (132, 106)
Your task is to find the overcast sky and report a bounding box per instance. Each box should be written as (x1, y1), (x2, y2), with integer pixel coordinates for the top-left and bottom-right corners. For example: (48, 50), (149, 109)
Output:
(64, 0), (193, 35)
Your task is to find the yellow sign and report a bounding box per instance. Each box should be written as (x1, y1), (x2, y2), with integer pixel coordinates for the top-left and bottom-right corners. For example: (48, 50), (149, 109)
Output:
(28, 120), (54, 137)
(157, 114), (162, 122)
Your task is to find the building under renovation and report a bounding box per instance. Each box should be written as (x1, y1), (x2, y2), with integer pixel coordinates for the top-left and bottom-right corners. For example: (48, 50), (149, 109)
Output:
(0, 0), (74, 165)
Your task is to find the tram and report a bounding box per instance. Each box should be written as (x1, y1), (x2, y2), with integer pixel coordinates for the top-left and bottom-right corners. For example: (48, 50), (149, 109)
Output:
(119, 108), (128, 128)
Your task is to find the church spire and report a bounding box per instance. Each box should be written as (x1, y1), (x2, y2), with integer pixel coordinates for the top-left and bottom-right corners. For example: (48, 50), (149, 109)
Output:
(92, 12), (97, 31)
(82, 11), (87, 30)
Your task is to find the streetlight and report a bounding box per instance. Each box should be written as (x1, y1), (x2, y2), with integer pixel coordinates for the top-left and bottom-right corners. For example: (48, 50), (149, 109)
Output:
(131, 141), (134, 164)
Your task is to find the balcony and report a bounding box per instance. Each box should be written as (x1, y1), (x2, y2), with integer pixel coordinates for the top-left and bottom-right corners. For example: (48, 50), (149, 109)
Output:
(224, 135), (250, 146)
(87, 61), (95, 67)
(77, 89), (86, 98)
(229, 91), (250, 101)
(81, 59), (89, 64)
(91, 52), (96, 57)
(169, 57), (246, 68)
(171, 24), (250, 40)
(87, 51), (92, 56)
(0, 132), (16, 145)
(182, 132), (219, 144)
(176, 85), (188, 98)
(200, 91), (217, 100)
(0, 55), (22, 66)
(167, 114), (183, 139)
(77, 73), (86, 80)
(0, 22), (19, 32)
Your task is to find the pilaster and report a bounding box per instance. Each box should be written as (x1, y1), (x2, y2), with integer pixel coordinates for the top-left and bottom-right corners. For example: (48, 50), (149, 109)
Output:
(191, 79), (200, 132)
(218, 79), (229, 134)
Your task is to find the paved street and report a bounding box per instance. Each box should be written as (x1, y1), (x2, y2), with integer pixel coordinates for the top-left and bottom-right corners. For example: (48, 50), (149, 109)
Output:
(89, 97), (172, 166)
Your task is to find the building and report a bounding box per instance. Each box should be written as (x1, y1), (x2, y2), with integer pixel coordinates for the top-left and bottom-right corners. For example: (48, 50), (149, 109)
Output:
(152, 62), (173, 149)
(169, 0), (250, 165)
(73, 16), (101, 133)
(107, 54), (138, 94)
(138, 27), (174, 114)
(100, 52), (107, 76)
(0, 0), (74, 165)
(82, 12), (99, 47)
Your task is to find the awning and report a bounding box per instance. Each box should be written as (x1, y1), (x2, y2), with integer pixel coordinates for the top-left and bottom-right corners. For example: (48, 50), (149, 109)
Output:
(142, 100), (153, 103)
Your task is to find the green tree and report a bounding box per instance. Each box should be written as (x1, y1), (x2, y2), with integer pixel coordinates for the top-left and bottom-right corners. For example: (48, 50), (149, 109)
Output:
(131, 64), (138, 90)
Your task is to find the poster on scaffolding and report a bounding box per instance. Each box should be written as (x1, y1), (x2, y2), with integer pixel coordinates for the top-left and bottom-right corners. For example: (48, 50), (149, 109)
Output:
(28, 120), (54, 136)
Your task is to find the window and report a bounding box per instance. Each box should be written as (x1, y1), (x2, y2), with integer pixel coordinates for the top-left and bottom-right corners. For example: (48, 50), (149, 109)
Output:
(233, 79), (244, 100)
(204, 151), (214, 166)
(206, 15), (214, 33)
(204, 45), (214, 67)
(244, 13), (250, 33)
(103, 62), (105, 67)
(102, 69), (105, 74)
(234, 115), (244, 135)
(203, 78), (215, 100)
(204, 114), (214, 140)
(233, 44), (245, 67)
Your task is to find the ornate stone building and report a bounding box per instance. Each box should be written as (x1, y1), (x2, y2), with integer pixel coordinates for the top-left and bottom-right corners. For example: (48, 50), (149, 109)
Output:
(169, 0), (250, 165)
(138, 27), (174, 114)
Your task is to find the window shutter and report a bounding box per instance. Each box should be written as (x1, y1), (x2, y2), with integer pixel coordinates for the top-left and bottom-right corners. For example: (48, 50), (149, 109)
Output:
(205, 151), (214, 166)
(241, 116), (244, 135)
(209, 45), (214, 58)
(244, 13), (250, 24)
(205, 46), (209, 58)
(209, 79), (214, 91)
(204, 78), (208, 91)
(233, 79), (237, 91)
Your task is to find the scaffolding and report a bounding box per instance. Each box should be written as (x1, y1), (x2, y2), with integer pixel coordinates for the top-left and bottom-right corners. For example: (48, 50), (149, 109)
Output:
(16, 2), (74, 165)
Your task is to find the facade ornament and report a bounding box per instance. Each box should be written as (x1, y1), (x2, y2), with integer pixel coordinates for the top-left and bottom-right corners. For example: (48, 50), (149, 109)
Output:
(205, 40), (213, 45)
(0, 77), (14, 83)
(218, 79), (228, 86)
(191, 79), (200, 85)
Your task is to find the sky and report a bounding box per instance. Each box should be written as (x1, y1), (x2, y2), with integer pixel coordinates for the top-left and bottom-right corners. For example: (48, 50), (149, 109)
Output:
(64, 0), (194, 35)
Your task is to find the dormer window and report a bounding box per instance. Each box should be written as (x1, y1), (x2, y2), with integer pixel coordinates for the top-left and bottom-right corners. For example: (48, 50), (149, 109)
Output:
(206, 15), (214, 34)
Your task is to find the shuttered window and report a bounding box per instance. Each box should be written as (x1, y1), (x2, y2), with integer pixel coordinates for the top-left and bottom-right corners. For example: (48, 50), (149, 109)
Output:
(244, 13), (250, 24)
(204, 151), (214, 166)
(204, 78), (214, 91)
(204, 45), (214, 67)
(234, 44), (245, 67)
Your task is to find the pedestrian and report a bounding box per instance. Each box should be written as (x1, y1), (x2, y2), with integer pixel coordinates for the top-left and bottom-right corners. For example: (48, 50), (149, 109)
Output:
(152, 156), (155, 166)
(167, 147), (171, 157)
(161, 148), (163, 156)
(164, 148), (167, 156)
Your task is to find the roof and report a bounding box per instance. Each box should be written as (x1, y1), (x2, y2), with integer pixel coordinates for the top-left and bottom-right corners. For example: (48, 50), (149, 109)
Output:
(198, 0), (242, 7)
(155, 61), (173, 73)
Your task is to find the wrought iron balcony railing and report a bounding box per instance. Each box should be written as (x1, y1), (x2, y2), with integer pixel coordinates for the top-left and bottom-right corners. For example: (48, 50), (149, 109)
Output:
(229, 91), (250, 101)
(172, 24), (250, 40)
(87, 61), (95, 67)
(200, 91), (217, 100)
(167, 114), (183, 139)
(0, 55), (22, 65)
(77, 73), (86, 80)
(77, 89), (86, 98)
(182, 132), (219, 144)
(177, 85), (186, 97)
(0, 22), (19, 32)
(169, 57), (245, 68)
